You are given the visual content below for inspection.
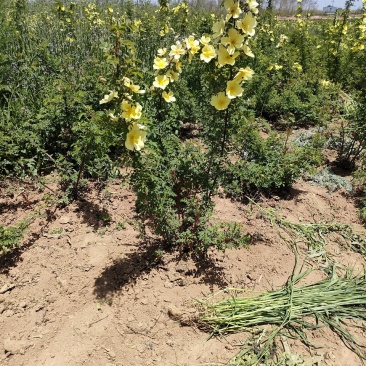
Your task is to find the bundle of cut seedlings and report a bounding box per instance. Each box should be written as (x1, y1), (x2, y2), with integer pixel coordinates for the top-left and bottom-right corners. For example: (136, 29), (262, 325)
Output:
(199, 268), (366, 360)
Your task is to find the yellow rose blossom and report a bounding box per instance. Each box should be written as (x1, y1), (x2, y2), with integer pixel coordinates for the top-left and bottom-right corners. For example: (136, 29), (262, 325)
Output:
(234, 66), (254, 81)
(351, 43), (364, 52)
(169, 41), (186, 60)
(162, 90), (176, 103)
(242, 44), (255, 57)
(212, 19), (225, 38)
(99, 90), (118, 104)
(320, 80), (330, 88)
(108, 113), (119, 122)
(226, 79), (243, 99)
(153, 57), (168, 70)
(211, 92), (231, 110)
(221, 28), (245, 55)
(247, 0), (259, 14)
(157, 48), (167, 56)
(185, 36), (199, 50)
(167, 70), (179, 82)
(236, 12), (257, 37)
(121, 101), (142, 121)
(200, 45), (217, 63)
(200, 36), (211, 45)
(224, 0), (242, 21)
(123, 77), (132, 87)
(125, 123), (146, 151)
(153, 75), (169, 89)
(129, 84), (146, 94)
(268, 63), (283, 71)
(218, 45), (240, 66)
(174, 61), (182, 73)
(293, 62), (302, 71)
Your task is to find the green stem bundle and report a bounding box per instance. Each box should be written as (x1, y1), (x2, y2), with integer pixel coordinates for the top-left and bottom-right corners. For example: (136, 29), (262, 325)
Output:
(200, 268), (366, 361)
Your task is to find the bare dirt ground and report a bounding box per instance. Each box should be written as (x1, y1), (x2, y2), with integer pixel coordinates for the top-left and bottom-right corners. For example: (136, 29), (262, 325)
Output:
(0, 175), (365, 366)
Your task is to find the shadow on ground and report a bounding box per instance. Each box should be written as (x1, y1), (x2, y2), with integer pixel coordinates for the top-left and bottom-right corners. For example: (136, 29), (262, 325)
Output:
(0, 232), (42, 275)
(0, 208), (56, 274)
(75, 199), (112, 231)
(93, 240), (229, 299)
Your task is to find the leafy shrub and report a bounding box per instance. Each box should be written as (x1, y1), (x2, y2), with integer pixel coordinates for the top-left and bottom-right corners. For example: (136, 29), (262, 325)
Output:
(222, 122), (323, 197)
(330, 100), (366, 171)
(131, 136), (248, 252)
(247, 73), (337, 129)
(0, 217), (32, 254)
(353, 169), (366, 225)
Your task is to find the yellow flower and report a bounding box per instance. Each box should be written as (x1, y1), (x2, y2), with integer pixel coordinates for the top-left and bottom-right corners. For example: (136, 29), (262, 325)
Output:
(154, 57), (168, 70)
(200, 45), (217, 63)
(185, 36), (199, 50)
(236, 12), (257, 37)
(153, 75), (169, 89)
(224, 0), (242, 21)
(351, 43), (365, 52)
(221, 28), (245, 55)
(234, 66), (254, 81)
(108, 113), (119, 122)
(129, 84), (146, 94)
(293, 62), (302, 71)
(212, 19), (225, 38)
(242, 44), (255, 57)
(169, 41), (186, 60)
(320, 79), (330, 88)
(211, 92), (231, 110)
(186, 36), (200, 60)
(99, 90), (118, 104)
(174, 60), (183, 73)
(121, 101), (142, 121)
(162, 90), (176, 103)
(157, 48), (167, 56)
(268, 63), (283, 71)
(247, 0), (259, 14)
(167, 70), (179, 82)
(218, 45), (240, 66)
(226, 79), (243, 99)
(125, 123), (147, 151)
(200, 35), (211, 45)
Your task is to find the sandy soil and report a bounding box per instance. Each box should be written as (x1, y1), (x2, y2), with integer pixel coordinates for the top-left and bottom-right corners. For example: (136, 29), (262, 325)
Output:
(0, 176), (365, 366)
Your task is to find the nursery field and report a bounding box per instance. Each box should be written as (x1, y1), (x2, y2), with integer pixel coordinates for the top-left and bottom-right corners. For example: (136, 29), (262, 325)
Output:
(1, 0), (366, 365)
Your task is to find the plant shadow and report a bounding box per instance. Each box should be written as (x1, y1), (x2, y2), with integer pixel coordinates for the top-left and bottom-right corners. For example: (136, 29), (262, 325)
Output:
(0, 233), (40, 275)
(93, 240), (229, 299)
(0, 208), (56, 274)
(75, 199), (112, 230)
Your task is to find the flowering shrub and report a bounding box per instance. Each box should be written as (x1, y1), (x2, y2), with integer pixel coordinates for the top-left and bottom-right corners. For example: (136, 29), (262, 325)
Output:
(129, 0), (259, 250)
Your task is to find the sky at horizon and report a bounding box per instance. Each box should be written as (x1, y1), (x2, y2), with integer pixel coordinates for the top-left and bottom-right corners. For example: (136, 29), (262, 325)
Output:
(315, 0), (363, 9)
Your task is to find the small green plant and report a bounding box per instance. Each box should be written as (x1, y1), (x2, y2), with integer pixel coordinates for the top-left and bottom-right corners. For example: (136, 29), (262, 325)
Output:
(96, 228), (107, 236)
(50, 227), (64, 235)
(116, 221), (127, 230)
(0, 217), (33, 254)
